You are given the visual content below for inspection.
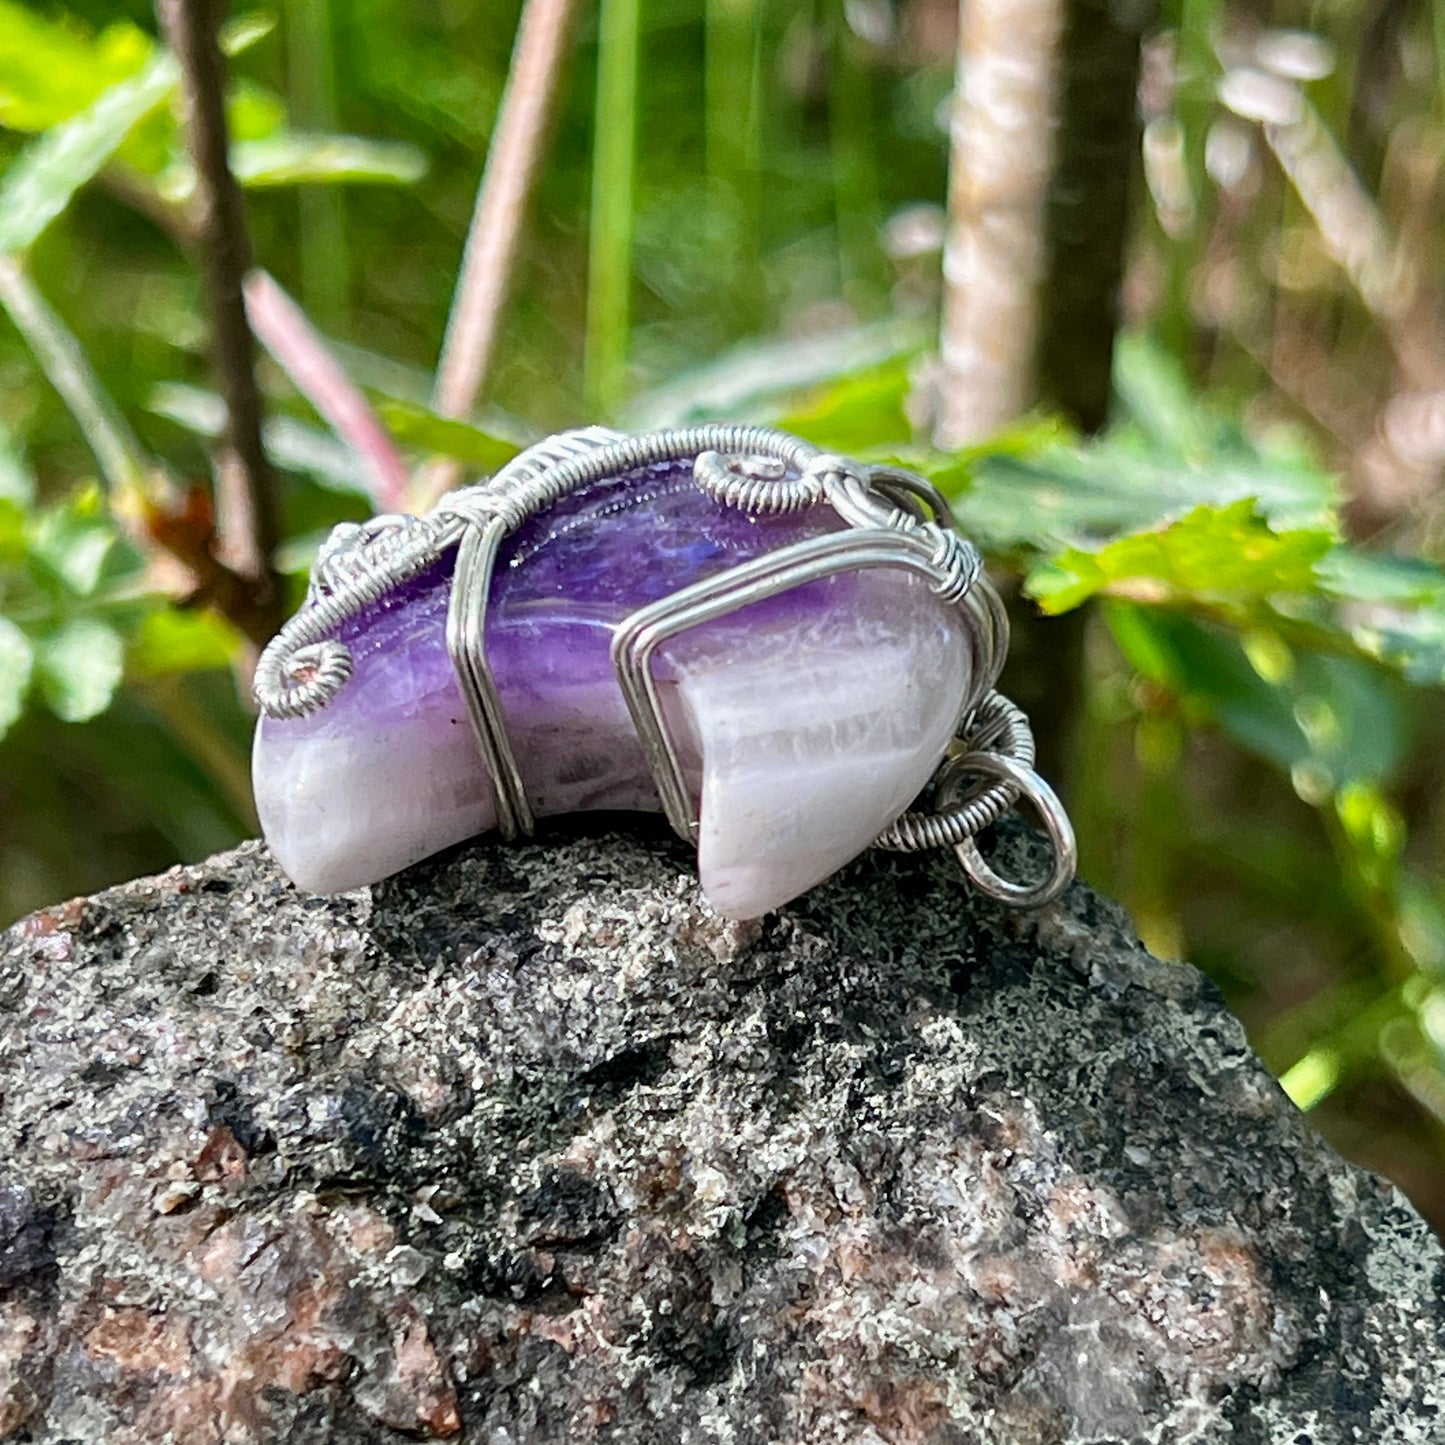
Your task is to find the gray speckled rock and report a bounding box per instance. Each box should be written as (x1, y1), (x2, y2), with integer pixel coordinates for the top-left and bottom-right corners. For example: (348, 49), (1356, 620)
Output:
(0, 822), (1442, 1444)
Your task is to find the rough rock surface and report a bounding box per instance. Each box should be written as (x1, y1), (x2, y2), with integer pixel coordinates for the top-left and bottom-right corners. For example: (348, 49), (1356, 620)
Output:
(0, 822), (1442, 1444)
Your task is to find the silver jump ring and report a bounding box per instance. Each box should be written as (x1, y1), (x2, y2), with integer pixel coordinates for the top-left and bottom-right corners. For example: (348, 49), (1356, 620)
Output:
(943, 751), (1077, 909)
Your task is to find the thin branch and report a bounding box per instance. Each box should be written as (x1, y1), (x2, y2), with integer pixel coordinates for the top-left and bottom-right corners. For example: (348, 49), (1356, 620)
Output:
(139, 674), (260, 828)
(419, 0), (581, 506)
(157, 0), (283, 629)
(0, 255), (286, 647)
(244, 270), (409, 511)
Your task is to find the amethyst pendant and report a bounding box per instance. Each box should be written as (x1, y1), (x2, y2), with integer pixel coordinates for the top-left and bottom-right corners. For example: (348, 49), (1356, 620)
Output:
(252, 426), (1075, 918)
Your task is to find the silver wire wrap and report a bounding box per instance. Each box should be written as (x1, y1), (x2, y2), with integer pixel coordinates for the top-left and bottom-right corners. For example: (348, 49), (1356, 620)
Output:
(253, 423), (1075, 907)
(874, 692), (1034, 852)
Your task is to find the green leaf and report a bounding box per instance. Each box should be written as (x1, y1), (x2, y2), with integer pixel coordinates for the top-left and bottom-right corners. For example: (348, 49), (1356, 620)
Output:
(128, 608), (240, 676)
(373, 398), (520, 471)
(947, 437), (1339, 556)
(0, 497), (22, 565)
(1318, 549), (1445, 608)
(1316, 549), (1445, 684)
(772, 361), (914, 452)
(36, 617), (124, 722)
(0, 615), (33, 738)
(1026, 500), (1332, 615)
(910, 336), (1342, 557)
(27, 484), (116, 596)
(1106, 605), (1409, 792)
(627, 327), (1342, 565)
(0, 6), (152, 133)
(234, 133), (426, 188)
(625, 318), (928, 430)
(1111, 333), (1217, 461)
(1343, 607), (1445, 687)
(225, 82), (287, 146)
(0, 51), (178, 254)
(0, 416), (34, 505)
(0, 10), (278, 240)
(218, 14), (278, 57)
(0, 257), (153, 494)
(158, 133), (427, 202)
(874, 416), (1071, 497)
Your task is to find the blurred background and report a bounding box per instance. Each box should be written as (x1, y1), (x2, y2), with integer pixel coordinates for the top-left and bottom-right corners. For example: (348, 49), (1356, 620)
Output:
(5, 0), (1445, 1226)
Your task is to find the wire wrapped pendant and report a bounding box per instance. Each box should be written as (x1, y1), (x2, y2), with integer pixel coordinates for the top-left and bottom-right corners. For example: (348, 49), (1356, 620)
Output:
(252, 425), (1076, 918)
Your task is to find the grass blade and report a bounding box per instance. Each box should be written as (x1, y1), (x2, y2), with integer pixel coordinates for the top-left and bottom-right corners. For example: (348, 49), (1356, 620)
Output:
(0, 256), (151, 494)
(583, 0), (641, 418)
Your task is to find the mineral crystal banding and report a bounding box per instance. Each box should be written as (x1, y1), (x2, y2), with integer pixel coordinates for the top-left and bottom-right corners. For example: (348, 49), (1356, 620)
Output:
(254, 461), (972, 918)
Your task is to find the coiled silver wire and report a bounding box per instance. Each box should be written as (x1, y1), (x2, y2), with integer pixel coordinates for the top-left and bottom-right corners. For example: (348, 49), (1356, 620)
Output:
(693, 451), (823, 513)
(874, 692), (1032, 852)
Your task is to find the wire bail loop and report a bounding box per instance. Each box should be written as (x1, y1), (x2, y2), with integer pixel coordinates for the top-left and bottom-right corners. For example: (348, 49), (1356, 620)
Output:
(941, 750), (1077, 908)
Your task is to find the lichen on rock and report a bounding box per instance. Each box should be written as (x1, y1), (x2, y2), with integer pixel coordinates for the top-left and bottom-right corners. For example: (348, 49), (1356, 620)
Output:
(0, 822), (1442, 1443)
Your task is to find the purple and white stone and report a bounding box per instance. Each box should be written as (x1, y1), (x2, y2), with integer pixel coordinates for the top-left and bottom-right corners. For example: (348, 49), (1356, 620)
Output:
(254, 459), (973, 919)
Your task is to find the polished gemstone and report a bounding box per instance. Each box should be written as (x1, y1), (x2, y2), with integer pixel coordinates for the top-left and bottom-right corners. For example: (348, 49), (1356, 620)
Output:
(254, 461), (972, 918)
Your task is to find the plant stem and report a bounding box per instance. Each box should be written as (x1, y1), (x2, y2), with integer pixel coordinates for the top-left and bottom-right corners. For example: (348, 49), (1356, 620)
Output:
(140, 674), (260, 830)
(0, 256), (283, 647)
(828, 0), (884, 308)
(244, 270), (410, 511)
(286, 0), (349, 323)
(422, 0), (580, 506)
(584, 0), (641, 419)
(157, 0), (283, 631)
(1158, 0), (1211, 365)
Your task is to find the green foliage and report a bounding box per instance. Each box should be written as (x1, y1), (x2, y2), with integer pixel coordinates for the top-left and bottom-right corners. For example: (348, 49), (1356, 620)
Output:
(947, 339), (1340, 553)
(1324, 551), (1445, 685)
(1106, 606), (1409, 794)
(149, 381), (372, 496)
(0, 4), (153, 133)
(0, 48), (176, 254)
(37, 615), (124, 722)
(0, 615), (32, 735)
(0, 8), (418, 274)
(161, 132), (427, 200)
(0, 486), (137, 736)
(371, 400), (520, 472)
(127, 607), (238, 676)
(1027, 501), (1331, 614)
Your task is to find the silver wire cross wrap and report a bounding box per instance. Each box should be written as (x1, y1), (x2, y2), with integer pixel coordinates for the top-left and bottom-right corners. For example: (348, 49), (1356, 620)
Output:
(252, 424), (1077, 910)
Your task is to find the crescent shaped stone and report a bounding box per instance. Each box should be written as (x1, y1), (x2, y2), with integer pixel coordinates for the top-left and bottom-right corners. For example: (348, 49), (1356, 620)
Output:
(253, 459), (972, 918)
